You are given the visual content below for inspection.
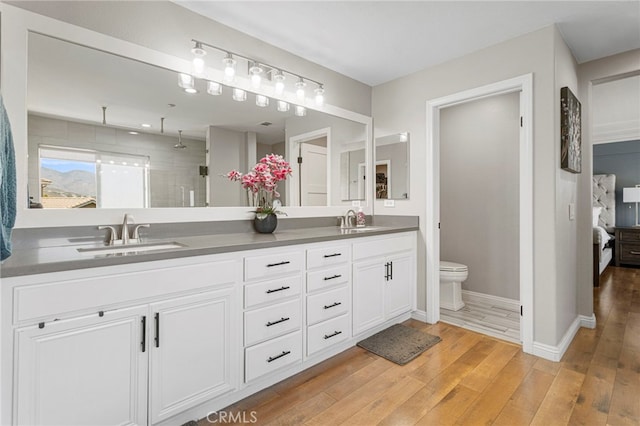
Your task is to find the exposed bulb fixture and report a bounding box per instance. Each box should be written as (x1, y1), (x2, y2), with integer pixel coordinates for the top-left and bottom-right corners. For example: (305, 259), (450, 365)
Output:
(274, 70), (285, 95)
(174, 130), (187, 150)
(191, 41), (207, 76)
(222, 53), (236, 82)
(295, 78), (306, 101)
(277, 100), (290, 112)
(294, 105), (307, 117)
(256, 94), (269, 108)
(249, 62), (263, 89)
(232, 88), (247, 102)
(207, 81), (222, 96)
(178, 73), (195, 90)
(314, 85), (325, 106)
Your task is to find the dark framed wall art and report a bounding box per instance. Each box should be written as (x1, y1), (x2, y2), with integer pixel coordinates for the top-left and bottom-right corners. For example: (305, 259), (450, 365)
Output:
(560, 86), (582, 173)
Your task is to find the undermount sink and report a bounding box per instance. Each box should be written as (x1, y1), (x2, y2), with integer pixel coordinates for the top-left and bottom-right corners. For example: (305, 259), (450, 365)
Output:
(77, 241), (186, 256)
(342, 226), (384, 233)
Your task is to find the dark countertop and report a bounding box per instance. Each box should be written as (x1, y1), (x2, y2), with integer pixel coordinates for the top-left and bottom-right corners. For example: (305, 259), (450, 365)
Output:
(0, 221), (418, 278)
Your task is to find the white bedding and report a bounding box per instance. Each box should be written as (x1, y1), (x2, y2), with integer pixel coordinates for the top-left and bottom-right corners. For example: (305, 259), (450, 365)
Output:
(595, 225), (612, 251)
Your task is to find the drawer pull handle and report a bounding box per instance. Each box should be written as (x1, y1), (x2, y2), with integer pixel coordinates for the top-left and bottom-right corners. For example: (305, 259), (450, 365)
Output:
(324, 330), (343, 340)
(324, 302), (342, 310)
(323, 253), (342, 258)
(323, 274), (342, 281)
(266, 286), (291, 294)
(267, 261), (290, 267)
(266, 317), (290, 327)
(630, 251), (640, 255)
(267, 350), (291, 363)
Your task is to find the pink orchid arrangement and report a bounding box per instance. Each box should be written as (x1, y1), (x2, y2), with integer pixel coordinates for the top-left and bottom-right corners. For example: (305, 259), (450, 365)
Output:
(226, 154), (292, 216)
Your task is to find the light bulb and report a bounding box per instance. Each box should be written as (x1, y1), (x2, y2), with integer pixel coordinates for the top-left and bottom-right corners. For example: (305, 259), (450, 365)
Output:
(295, 78), (306, 101)
(249, 62), (263, 89)
(184, 87), (198, 94)
(277, 100), (290, 112)
(207, 81), (222, 96)
(314, 85), (325, 106)
(256, 95), (269, 108)
(178, 73), (194, 90)
(274, 71), (285, 95)
(222, 53), (236, 82)
(191, 42), (207, 77)
(294, 105), (306, 117)
(232, 88), (247, 102)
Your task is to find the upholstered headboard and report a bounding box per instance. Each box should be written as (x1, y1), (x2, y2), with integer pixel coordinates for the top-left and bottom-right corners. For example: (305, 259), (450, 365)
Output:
(593, 174), (616, 232)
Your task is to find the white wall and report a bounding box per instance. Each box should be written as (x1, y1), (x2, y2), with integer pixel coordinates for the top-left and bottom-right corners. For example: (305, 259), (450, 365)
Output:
(440, 92), (520, 300)
(592, 74), (640, 144)
(577, 49), (640, 319)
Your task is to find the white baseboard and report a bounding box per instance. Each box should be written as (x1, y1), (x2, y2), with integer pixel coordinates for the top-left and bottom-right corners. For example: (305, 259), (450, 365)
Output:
(411, 310), (428, 322)
(532, 316), (581, 362)
(461, 290), (519, 311)
(579, 314), (596, 329)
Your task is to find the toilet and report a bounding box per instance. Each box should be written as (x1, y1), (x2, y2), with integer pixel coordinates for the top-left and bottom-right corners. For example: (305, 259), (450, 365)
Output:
(440, 261), (469, 311)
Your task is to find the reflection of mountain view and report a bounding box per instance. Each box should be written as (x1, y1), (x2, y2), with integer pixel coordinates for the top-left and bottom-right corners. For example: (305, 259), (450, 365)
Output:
(41, 167), (96, 197)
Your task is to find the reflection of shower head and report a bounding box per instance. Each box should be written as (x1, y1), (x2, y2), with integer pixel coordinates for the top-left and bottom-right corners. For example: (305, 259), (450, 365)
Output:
(174, 130), (187, 149)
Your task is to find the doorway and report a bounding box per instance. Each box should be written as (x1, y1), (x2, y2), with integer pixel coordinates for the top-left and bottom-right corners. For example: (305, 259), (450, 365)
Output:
(288, 128), (330, 206)
(425, 75), (534, 354)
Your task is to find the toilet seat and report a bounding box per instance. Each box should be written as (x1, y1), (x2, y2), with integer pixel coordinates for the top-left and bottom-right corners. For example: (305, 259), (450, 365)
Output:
(440, 261), (468, 272)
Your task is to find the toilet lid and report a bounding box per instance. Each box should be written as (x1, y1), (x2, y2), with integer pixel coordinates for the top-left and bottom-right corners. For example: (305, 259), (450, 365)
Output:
(440, 261), (468, 272)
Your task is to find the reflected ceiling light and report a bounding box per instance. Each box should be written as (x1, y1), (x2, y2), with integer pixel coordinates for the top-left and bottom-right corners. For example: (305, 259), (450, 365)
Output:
(256, 94), (269, 108)
(184, 87), (198, 94)
(191, 41), (207, 76)
(207, 81), (223, 96)
(314, 85), (325, 106)
(294, 105), (307, 117)
(277, 100), (290, 112)
(249, 62), (263, 89)
(274, 70), (285, 95)
(128, 131), (139, 135)
(295, 78), (306, 101)
(178, 73), (194, 90)
(399, 132), (408, 142)
(141, 123), (151, 128)
(232, 88), (247, 102)
(222, 53), (236, 82)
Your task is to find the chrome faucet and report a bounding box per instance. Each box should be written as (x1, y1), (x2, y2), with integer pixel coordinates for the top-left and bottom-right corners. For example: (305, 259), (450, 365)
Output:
(343, 209), (357, 229)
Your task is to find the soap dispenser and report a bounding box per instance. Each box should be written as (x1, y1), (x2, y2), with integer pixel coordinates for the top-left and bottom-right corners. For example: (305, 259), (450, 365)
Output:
(356, 206), (366, 227)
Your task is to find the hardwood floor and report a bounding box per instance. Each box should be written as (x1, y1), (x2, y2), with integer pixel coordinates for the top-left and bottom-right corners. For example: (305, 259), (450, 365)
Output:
(199, 266), (640, 426)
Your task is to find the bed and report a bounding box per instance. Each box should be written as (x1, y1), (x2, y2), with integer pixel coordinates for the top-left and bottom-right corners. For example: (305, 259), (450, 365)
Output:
(593, 174), (616, 286)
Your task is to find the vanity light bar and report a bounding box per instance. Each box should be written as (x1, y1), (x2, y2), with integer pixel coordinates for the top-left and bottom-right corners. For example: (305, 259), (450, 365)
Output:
(189, 38), (325, 105)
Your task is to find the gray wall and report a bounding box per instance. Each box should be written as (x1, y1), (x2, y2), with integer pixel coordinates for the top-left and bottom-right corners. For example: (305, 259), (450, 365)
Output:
(28, 115), (206, 208)
(208, 126), (247, 207)
(440, 92), (520, 300)
(594, 140), (640, 227)
(376, 143), (408, 199)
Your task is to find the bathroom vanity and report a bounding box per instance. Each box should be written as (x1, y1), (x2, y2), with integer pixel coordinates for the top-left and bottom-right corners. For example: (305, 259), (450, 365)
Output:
(1, 224), (417, 426)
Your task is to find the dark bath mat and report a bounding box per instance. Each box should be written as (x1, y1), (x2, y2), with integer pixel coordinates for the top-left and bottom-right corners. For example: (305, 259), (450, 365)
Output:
(357, 323), (442, 365)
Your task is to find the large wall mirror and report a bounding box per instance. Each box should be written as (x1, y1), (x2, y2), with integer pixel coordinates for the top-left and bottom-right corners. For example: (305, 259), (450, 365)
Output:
(375, 132), (410, 199)
(26, 32), (368, 210)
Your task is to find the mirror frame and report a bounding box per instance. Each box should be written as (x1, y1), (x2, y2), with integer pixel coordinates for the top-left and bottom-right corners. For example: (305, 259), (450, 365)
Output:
(1, 4), (373, 227)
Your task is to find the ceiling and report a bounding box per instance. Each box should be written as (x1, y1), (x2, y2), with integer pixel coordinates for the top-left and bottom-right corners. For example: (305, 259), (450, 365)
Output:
(175, 1), (640, 86)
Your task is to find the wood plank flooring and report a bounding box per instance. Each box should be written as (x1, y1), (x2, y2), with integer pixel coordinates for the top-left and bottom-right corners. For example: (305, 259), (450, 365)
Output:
(199, 266), (640, 425)
(440, 300), (521, 344)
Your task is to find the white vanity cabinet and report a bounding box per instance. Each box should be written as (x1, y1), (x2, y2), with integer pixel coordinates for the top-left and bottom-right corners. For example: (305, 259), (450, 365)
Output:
(243, 250), (304, 383)
(7, 256), (240, 426)
(305, 243), (351, 357)
(352, 232), (416, 335)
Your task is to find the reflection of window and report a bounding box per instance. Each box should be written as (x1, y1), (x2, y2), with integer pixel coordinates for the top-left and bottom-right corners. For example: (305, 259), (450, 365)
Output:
(38, 146), (149, 208)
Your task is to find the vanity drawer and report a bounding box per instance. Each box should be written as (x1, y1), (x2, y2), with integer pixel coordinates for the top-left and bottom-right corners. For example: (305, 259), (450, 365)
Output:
(619, 243), (640, 263)
(307, 265), (349, 293)
(244, 251), (304, 281)
(244, 275), (302, 309)
(307, 286), (349, 326)
(306, 244), (349, 269)
(244, 299), (301, 346)
(307, 314), (350, 356)
(352, 233), (415, 261)
(245, 330), (302, 383)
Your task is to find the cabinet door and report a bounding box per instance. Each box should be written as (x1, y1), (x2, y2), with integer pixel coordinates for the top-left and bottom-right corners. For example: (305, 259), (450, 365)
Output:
(385, 253), (413, 318)
(352, 259), (385, 335)
(149, 288), (236, 424)
(15, 306), (148, 426)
